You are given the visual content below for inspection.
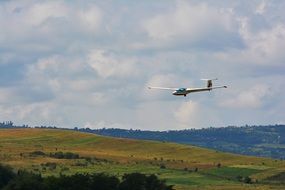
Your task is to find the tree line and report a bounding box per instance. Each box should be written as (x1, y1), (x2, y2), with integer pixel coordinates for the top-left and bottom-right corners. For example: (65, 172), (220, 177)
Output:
(0, 164), (173, 190)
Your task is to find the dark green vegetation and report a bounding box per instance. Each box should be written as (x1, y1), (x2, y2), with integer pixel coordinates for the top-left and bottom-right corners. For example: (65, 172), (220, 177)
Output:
(80, 125), (285, 159)
(1, 128), (285, 190)
(265, 172), (285, 184)
(0, 164), (172, 190)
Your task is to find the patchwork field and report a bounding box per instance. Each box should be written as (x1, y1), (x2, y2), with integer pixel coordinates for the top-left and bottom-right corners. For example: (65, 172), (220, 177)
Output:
(0, 128), (285, 190)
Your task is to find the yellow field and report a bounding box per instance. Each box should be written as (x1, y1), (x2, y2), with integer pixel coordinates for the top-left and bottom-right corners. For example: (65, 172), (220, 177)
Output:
(0, 128), (284, 190)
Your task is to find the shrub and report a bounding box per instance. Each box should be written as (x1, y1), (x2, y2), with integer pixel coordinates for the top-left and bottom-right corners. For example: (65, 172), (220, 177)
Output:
(217, 163), (221, 168)
(160, 164), (166, 169)
(30, 151), (46, 156)
(244, 176), (252, 184)
(49, 152), (80, 159)
(41, 162), (57, 170)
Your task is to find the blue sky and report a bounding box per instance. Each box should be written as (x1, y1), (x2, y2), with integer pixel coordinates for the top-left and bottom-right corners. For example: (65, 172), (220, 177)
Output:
(0, 0), (284, 130)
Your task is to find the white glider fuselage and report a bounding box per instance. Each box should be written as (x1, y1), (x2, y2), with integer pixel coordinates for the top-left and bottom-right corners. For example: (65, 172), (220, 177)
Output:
(172, 86), (227, 96)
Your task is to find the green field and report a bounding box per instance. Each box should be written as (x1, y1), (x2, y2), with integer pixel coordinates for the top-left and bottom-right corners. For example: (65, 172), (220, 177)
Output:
(0, 128), (285, 190)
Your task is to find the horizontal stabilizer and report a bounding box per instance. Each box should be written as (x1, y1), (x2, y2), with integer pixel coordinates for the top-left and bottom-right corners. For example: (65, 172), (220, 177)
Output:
(201, 78), (218, 81)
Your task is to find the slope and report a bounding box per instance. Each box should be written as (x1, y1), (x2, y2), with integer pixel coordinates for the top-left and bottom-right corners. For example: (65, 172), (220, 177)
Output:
(83, 125), (285, 159)
(0, 128), (284, 190)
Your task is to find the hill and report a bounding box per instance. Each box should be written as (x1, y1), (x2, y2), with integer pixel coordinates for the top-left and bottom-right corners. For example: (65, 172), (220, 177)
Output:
(0, 128), (285, 190)
(80, 125), (285, 159)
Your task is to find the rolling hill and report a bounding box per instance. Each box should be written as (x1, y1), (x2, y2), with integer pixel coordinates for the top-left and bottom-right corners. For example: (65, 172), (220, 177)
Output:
(0, 128), (285, 190)
(81, 125), (285, 159)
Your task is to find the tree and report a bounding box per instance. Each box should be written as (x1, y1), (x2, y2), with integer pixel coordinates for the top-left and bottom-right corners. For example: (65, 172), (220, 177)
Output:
(0, 164), (15, 189)
(119, 173), (146, 190)
(90, 173), (120, 190)
(119, 173), (173, 190)
(145, 174), (173, 190)
(44, 173), (90, 190)
(3, 171), (43, 190)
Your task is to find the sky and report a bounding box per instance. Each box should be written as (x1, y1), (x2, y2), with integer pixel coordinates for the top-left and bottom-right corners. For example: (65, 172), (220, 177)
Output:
(0, 0), (284, 130)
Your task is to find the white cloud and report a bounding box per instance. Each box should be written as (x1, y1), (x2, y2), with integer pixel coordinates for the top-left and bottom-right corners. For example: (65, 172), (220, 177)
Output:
(77, 6), (101, 33)
(255, 1), (267, 15)
(174, 101), (198, 124)
(146, 74), (179, 88)
(0, 0), (284, 129)
(173, 100), (225, 129)
(135, 101), (178, 130)
(244, 24), (285, 65)
(87, 49), (139, 78)
(25, 54), (113, 106)
(0, 102), (62, 125)
(24, 1), (69, 26)
(58, 92), (108, 106)
(144, 74), (177, 97)
(217, 17), (285, 66)
(0, 1), (102, 54)
(0, 88), (14, 104)
(221, 84), (270, 109)
(142, 1), (240, 49)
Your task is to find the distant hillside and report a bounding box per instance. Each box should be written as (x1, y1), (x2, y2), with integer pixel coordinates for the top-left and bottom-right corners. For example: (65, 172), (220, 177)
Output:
(78, 125), (285, 159)
(1, 122), (284, 159)
(1, 128), (285, 190)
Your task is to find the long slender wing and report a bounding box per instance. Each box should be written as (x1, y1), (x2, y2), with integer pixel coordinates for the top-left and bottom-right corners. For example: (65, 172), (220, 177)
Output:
(148, 86), (177, 91)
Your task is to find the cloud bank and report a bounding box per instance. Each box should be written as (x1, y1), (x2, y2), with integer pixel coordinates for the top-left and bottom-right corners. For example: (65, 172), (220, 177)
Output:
(0, 0), (284, 129)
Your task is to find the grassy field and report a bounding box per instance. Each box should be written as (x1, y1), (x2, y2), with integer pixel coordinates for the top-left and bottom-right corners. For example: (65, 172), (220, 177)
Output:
(0, 128), (285, 190)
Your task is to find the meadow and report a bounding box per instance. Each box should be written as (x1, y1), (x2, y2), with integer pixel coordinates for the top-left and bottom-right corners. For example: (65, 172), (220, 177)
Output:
(0, 128), (285, 190)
